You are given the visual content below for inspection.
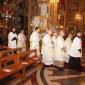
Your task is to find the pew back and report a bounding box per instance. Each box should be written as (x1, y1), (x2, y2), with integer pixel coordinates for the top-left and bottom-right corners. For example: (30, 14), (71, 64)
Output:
(0, 49), (39, 80)
(0, 48), (22, 57)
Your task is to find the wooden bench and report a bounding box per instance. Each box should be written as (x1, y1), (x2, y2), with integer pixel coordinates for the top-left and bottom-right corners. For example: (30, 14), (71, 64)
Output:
(0, 54), (24, 80)
(0, 49), (41, 81)
(0, 47), (22, 57)
(0, 45), (7, 50)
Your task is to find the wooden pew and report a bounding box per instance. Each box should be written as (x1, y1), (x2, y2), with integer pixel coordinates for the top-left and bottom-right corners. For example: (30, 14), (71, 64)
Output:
(0, 45), (7, 50)
(7, 48), (22, 54)
(0, 54), (25, 80)
(0, 47), (22, 57)
(0, 45), (7, 57)
(0, 49), (41, 80)
(19, 49), (41, 67)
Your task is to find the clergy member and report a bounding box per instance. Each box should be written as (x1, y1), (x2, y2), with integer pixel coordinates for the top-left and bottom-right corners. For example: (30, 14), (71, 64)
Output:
(17, 29), (26, 52)
(51, 29), (59, 67)
(8, 27), (17, 48)
(69, 30), (82, 71)
(41, 29), (53, 66)
(64, 33), (72, 63)
(30, 27), (40, 57)
(56, 29), (65, 71)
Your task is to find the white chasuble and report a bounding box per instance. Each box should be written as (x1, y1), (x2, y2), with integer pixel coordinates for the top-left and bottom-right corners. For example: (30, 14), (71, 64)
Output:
(56, 36), (65, 61)
(30, 31), (40, 56)
(17, 33), (26, 51)
(42, 34), (53, 65)
(64, 37), (72, 62)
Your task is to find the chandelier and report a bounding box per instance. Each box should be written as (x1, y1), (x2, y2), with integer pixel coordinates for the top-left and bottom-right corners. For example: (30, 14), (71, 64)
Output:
(75, 13), (82, 21)
(2, 7), (13, 23)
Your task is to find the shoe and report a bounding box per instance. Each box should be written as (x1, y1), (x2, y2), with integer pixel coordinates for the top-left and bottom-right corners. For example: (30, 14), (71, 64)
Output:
(58, 67), (64, 71)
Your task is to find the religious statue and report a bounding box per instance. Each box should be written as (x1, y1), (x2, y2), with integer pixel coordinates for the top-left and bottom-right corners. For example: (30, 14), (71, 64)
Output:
(42, 18), (47, 29)
(39, 3), (48, 17)
(32, 16), (41, 28)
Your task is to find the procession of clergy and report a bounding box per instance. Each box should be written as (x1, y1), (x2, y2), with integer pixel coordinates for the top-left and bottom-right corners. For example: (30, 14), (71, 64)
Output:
(8, 27), (82, 72)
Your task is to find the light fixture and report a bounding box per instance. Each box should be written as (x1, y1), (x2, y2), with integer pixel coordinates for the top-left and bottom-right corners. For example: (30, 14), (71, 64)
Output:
(50, 0), (59, 3)
(60, 25), (64, 28)
(75, 13), (82, 21)
(2, 7), (13, 23)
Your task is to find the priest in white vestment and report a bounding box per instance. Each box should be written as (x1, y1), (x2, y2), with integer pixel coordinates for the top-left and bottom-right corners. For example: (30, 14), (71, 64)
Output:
(69, 30), (82, 71)
(17, 30), (26, 52)
(41, 29), (53, 65)
(64, 33), (72, 63)
(56, 29), (65, 71)
(8, 27), (17, 48)
(30, 27), (40, 57)
(51, 30), (58, 66)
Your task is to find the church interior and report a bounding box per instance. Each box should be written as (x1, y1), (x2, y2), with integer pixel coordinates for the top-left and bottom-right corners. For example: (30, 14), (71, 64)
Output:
(0, 0), (85, 85)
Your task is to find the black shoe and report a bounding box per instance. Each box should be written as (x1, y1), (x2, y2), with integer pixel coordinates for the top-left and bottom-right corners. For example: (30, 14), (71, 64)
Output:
(44, 65), (51, 67)
(77, 69), (83, 72)
(58, 67), (64, 71)
(53, 66), (64, 71)
(42, 66), (45, 69)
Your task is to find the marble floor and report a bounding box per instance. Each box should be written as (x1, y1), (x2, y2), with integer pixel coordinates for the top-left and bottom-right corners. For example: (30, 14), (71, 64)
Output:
(1, 64), (85, 85)
(1, 47), (85, 85)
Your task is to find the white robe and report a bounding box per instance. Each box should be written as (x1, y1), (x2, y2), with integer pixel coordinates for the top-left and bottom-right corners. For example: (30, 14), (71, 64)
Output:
(17, 33), (26, 51)
(41, 34), (53, 65)
(68, 37), (82, 58)
(30, 31), (40, 56)
(64, 37), (72, 63)
(56, 36), (65, 61)
(52, 36), (57, 60)
(8, 32), (17, 48)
